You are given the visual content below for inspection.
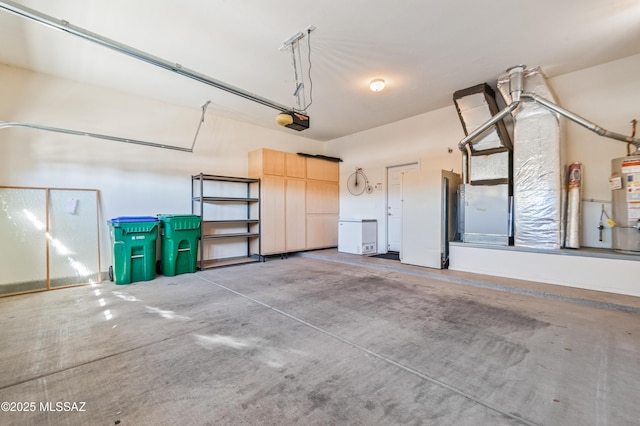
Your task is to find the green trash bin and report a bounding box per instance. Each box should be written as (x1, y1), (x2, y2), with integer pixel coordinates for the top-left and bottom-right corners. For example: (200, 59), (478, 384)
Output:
(108, 216), (159, 285)
(157, 214), (201, 276)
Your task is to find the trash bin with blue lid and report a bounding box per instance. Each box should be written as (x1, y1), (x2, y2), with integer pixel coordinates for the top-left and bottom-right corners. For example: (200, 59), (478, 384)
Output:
(157, 214), (201, 276)
(107, 216), (159, 284)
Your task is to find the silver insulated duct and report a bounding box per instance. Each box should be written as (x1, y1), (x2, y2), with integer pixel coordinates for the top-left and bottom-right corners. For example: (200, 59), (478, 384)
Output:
(459, 64), (640, 252)
(497, 67), (566, 249)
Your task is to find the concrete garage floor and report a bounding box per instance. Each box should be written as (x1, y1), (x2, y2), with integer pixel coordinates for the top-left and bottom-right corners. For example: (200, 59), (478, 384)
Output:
(1, 250), (639, 425)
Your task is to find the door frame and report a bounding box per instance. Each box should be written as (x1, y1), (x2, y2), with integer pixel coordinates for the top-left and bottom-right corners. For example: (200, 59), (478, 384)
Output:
(385, 162), (419, 253)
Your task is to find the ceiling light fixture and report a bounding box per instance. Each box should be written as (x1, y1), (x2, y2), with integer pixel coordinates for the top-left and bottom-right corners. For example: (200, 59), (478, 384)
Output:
(369, 78), (386, 92)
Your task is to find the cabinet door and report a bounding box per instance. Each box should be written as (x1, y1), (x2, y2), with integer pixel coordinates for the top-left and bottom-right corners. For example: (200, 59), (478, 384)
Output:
(249, 148), (285, 177)
(306, 179), (338, 249)
(262, 149), (285, 176)
(285, 179), (306, 251)
(306, 158), (339, 182)
(261, 175), (286, 254)
(285, 153), (306, 178)
(306, 180), (339, 214)
(306, 214), (338, 249)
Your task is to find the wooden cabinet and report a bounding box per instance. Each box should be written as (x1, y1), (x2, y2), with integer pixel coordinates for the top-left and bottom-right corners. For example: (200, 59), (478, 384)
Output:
(285, 152), (306, 178)
(306, 179), (339, 249)
(260, 175), (286, 254)
(249, 148), (285, 176)
(306, 214), (339, 248)
(306, 162), (339, 249)
(307, 157), (339, 181)
(285, 178), (307, 251)
(306, 180), (339, 213)
(249, 148), (339, 255)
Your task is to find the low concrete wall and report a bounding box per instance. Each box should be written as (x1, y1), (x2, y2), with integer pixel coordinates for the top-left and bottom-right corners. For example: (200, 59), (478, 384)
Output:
(449, 242), (640, 297)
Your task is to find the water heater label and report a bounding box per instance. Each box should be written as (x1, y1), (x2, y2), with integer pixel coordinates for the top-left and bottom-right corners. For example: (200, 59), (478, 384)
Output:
(627, 174), (640, 202)
(628, 202), (640, 221)
(621, 159), (640, 173)
(609, 176), (622, 190)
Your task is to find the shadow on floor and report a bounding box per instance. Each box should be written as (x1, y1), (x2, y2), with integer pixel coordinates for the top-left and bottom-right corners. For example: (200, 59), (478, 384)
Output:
(369, 252), (400, 261)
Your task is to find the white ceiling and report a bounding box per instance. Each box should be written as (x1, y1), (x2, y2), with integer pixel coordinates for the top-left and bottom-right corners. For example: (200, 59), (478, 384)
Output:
(1, 0), (640, 142)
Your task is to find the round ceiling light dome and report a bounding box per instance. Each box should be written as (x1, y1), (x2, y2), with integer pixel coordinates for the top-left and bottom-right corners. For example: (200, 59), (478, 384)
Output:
(369, 78), (386, 92)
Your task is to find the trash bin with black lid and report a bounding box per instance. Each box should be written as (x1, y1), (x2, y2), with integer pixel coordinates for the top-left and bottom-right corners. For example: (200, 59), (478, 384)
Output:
(157, 214), (201, 276)
(107, 216), (159, 285)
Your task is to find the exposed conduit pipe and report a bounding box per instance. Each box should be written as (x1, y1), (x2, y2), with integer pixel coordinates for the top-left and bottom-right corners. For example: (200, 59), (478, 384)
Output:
(0, 0), (291, 113)
(0, 121), (194, 153)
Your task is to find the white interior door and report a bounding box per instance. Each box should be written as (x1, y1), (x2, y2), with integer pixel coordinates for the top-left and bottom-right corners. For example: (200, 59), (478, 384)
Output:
(401, 169), (444, 268)
(386, 163), (418, 252)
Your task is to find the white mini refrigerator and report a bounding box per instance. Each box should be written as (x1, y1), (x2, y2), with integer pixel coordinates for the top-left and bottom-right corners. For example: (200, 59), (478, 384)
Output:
(338, 219), (377, 255)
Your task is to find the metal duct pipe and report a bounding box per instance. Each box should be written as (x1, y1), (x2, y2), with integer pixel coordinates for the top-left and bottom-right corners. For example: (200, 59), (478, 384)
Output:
(507, 65), (525, 103)
(0, 121), (193, 153)
(521, 92), (640, 149)
(0, 0), (291, 113)
(458, 64), (640, 183)
(457, 101), (520, 183)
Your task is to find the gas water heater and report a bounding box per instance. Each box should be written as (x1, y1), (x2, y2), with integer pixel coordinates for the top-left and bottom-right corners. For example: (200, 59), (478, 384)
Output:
(611, 150), (640, 252)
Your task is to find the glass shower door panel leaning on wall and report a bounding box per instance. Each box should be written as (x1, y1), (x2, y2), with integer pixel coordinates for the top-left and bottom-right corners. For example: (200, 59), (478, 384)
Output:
(0, 188), (48, 295)
(48, 189), (100, 288)
(0, 187), (100, 296)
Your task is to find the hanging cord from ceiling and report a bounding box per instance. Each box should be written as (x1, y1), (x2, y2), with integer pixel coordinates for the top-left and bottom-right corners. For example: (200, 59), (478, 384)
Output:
(304, 27), (314, 112)
(290, 34), (306, 111)
(281, 26), (315, 113)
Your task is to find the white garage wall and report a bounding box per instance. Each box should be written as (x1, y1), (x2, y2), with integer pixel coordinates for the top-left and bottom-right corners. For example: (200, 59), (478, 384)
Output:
(2, 53), (639, 284)
(0, 63), (325, 277)
(551, 54), (640, 202)
(325, 106), (464, 253)
(326, 54), (640, 253)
